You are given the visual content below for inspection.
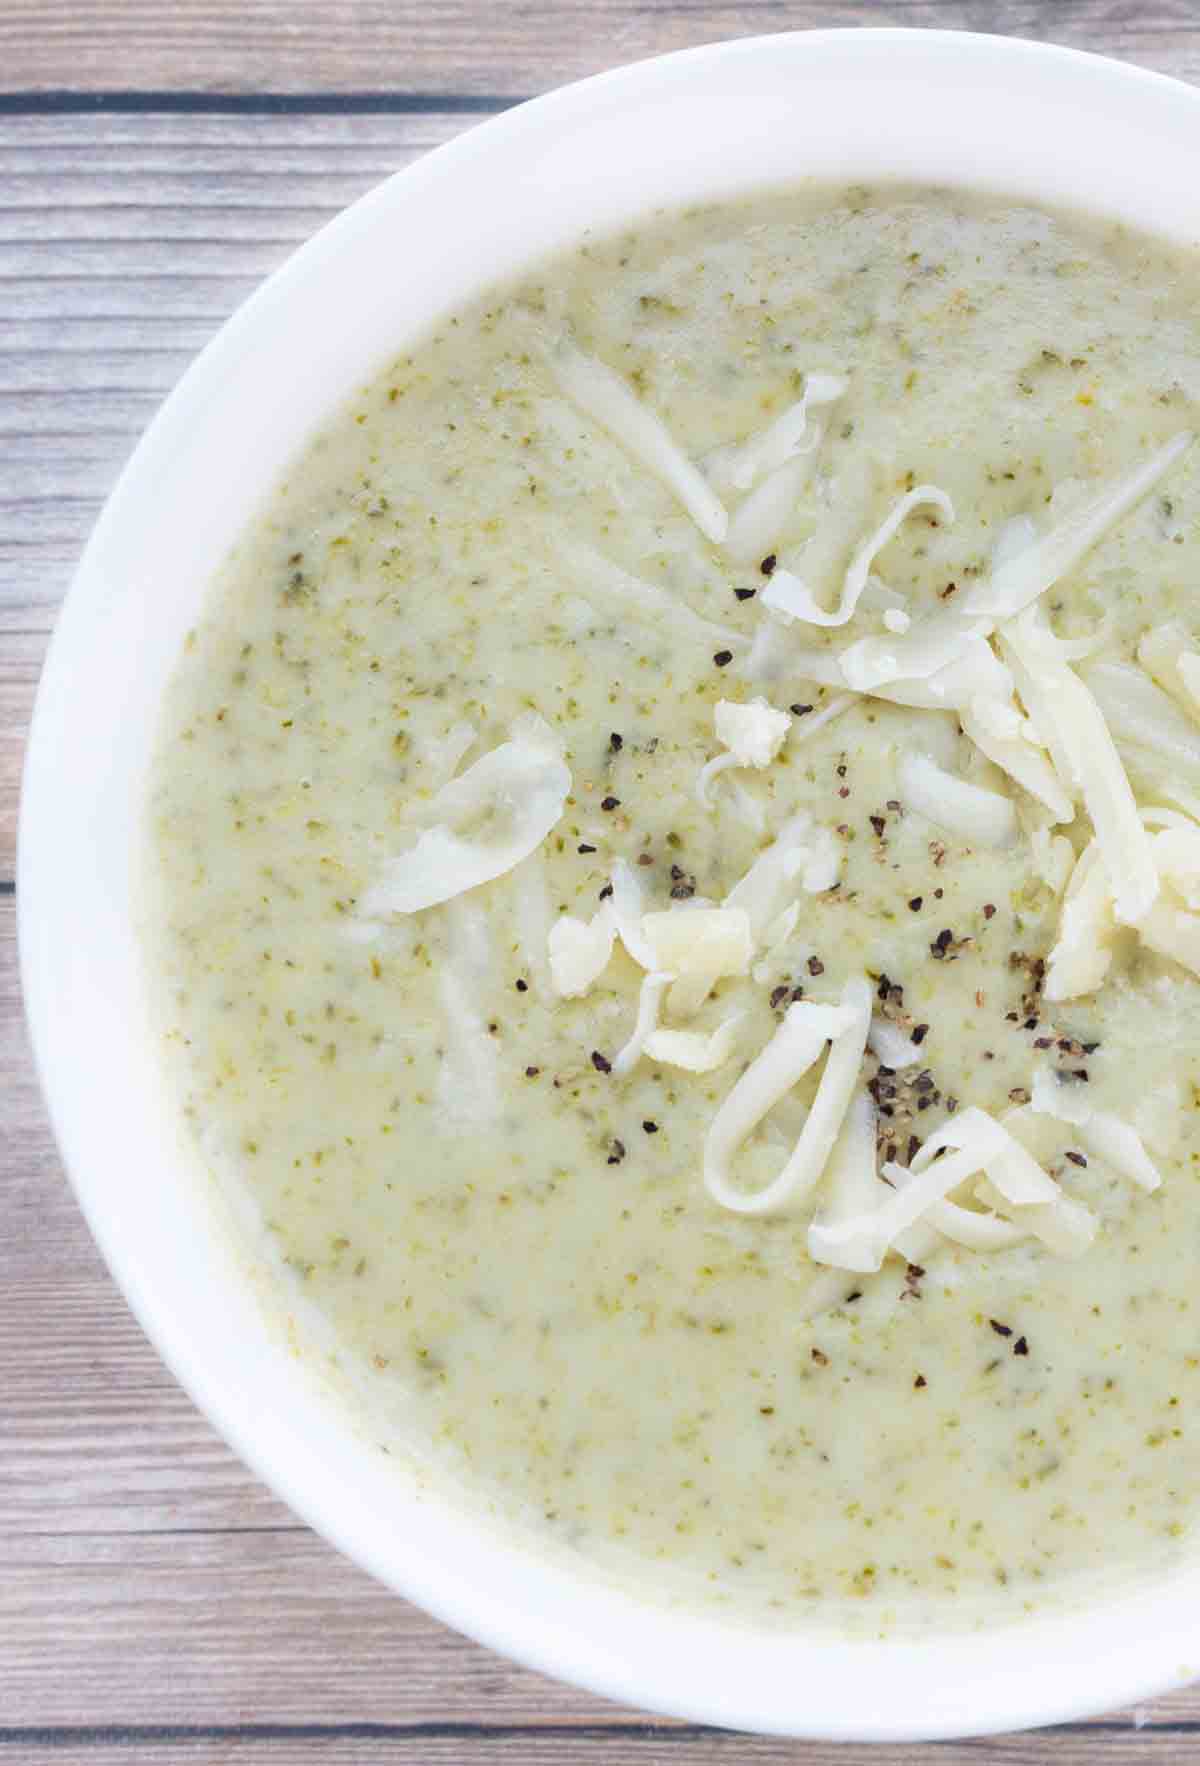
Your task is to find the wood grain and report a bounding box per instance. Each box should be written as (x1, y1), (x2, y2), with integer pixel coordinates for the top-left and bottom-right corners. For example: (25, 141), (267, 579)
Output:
(5, 7), (1200, 1757)
(3, 0), (1200, 97)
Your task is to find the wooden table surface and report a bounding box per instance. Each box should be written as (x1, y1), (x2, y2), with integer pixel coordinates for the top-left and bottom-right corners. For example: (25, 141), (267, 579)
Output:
(5, 4), (1200, 1761)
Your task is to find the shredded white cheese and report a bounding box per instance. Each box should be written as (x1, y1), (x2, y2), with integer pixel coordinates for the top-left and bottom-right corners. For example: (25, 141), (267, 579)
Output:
(564, 542), (747, 652)
(963, 431), (1193, 620)
(801, 825), (842, 895)
(709, 371), (845, 494)
(760, 900), (800, 955)
(706, 978), (871, 1216)
(973, 1177), (1097, 1259)
(1130, 823), (1200, 980)
(1043, 841), (1116, 1002)
(697, 698), (791, 807)
(723, 814), (812, 939)
(761, 485), (954, 628)
(839, 609), (990, 693)
(896, 750), (1017, 849)
(1030, 1068), (1162, 1191)
(548, 908), (616, 998)
(612, 971), (673, 1077)
(811, 1106), (1064, 1272)
(724, 448), (822, 565)
(1030, 826), (1076, 896)
(960, 698), (1074, 824)
(867, 1019), (924, 1069)
(910, 1190), (1029, 1253)
(361, 714), (570, 917)
(1083, 661), (1200, 786)
(609, 858), (657, 970)
(643, 906), (753, 1020)
(1139, 621), (1200, 723)
(726, 777), (767, 835)
(806, 1089), (888, 1272)
(1001, 608), (1157, 924)
(790, 693), (856, 744)
(713, 697), (792, 768)
(643, 1014), (744, 1073)
(552, 342), (729, 542)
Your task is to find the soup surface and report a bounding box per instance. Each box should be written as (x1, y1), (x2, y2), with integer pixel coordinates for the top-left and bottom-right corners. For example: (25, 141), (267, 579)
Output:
(148, 187), (1200, 1627)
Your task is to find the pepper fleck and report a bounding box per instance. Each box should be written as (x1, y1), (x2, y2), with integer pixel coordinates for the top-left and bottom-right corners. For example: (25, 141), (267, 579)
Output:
(734, 587), (757, 601)
(713, 650), (733, 668)
(911, 1023), (929, 1045)
(1065, 1149), (1088, 1168)
(607, 1138), (626, 1166)
(790, 703), (814, 717)
(807, 955), (825, 976)
(642, 1119), (660, 1135)
(983, 903), (997, 919)
(760, 553), (778, 576)
(609, 731), (624, 752)
(908, 896), (923, 912)
(591, 1050), (612, 1074)
(600, 795), (620, 812)
(578, 843), (597, 854)
(989, 1319), (1014, 1338)
(1013, 1336), (1030, 1356)
(515, 979), (528, 993)
(914, 1374), (928, 1389)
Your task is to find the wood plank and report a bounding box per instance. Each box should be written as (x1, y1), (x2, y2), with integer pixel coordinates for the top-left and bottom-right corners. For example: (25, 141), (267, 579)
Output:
(0, 1531), (647, 1730)
(3, 0), (1200, 99)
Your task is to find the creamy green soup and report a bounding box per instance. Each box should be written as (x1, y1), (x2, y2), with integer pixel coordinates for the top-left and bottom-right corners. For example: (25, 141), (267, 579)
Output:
(147, 186), (1200, 1629)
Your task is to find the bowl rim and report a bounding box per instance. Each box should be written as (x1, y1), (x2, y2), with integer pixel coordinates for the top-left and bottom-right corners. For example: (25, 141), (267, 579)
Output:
(19, 25), (1200, 1741)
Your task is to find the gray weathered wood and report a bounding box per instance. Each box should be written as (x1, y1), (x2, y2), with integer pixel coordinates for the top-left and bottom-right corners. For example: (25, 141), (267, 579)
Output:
(6, 7), (1200, 1755)
(3, 0), (1200, 96)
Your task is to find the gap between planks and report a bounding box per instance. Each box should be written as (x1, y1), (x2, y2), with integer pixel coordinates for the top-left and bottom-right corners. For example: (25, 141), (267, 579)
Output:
(0, 1718), (1191, 1764)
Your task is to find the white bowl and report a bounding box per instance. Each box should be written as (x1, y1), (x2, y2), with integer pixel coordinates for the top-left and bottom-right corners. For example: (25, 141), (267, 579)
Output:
(20, 28), (1200, 1741)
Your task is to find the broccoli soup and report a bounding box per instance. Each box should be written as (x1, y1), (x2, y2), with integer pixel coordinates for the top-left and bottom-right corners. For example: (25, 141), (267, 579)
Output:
(147, 186), (1200, 1627)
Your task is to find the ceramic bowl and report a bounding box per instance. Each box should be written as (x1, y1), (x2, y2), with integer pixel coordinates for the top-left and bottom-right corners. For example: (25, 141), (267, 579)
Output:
(21, 28), (1200, 1740)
